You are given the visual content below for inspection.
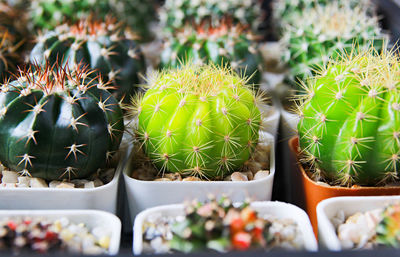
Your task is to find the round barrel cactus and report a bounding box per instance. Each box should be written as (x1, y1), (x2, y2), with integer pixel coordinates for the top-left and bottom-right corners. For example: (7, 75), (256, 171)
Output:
(159, 0), (261, 33)
(133, 64), (261, 179)
(160, 23), (262, 86)
(281, 2), (385, 87)
(29, 0), (156, 40)
(0, 62), (124, 180)
(30, 17), (146, 103)
(298, 47), (400, 186)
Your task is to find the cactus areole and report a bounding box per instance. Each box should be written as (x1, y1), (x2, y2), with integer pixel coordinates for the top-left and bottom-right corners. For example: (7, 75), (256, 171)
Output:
(298, 48), (400, 186)
(0, 63), (124, 180)
(134, 64), (261, 179)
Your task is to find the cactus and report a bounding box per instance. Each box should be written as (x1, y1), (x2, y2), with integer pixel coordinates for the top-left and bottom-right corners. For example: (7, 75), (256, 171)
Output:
(160, 22), (262, 86)
(30, 17), (146, 103)
(159, 0), (261, 33)
(281, 2), (385, 86)
(170, 196), (267, 253)
(132, 63), (261, 179)
(376, 204), (400, 247)
(29, 0), (156, 40)
(297, 46), (400, 186)
(0, 62), (124, 180)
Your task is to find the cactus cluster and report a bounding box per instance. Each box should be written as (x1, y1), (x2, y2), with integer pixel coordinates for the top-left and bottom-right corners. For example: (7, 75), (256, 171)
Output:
(160, 22), (262, 86)
(297, 47), (400, 186)
(281, 2), (385, 86)
(159, 0), (261, 33)
(170, 196), (267, 253)
(30, 17), (146, 103)
(0, 62), (124, 180)
(29, 0), (156, 40)
(132, 63), (261, 179)
(376, 203), (400, 247)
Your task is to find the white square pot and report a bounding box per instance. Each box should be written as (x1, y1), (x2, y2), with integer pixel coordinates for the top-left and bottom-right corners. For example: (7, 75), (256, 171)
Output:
(123, 132), (275, 223)
(0, 209), (121, 255)
(0, 163), (123, 213)
(133, 201), (317, 255)
(317, 195), (400, 251)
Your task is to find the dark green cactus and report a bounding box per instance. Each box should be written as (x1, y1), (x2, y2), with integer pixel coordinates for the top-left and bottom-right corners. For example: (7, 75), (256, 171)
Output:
(0, 62), (124, 180)
(132, 63), (261, 179)
(29, 0), (156, 40)
(160, 22), (262, 86)
(159, 0), (261, 33)
(297, 47), (400, 186)
(30, 17), (146, 103)
(281, 2), (385, 87)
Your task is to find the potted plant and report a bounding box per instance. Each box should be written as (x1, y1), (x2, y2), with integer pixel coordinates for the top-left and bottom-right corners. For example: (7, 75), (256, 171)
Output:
(123, 63), (276, 222)
(29, 16), (146, 104)
(133, 197), (317, 254)
(0, 61), (125, 213)
(317, 195), (400, 251)
(290, 45), (400, 235)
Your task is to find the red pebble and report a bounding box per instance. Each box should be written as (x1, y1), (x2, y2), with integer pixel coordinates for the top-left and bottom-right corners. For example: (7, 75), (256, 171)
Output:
(232, 231), (252, 250)
(45, 231), (57, 241)
(230, 218), (245, 233)
(7, 221), (16, 231)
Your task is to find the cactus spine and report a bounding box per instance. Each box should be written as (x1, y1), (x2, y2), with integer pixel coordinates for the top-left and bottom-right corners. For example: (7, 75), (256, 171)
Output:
(160, 22), (262, 86)
(297, 47), (400, 186)
(132, 63), (261, 179)
(281, 2), (384, 86)
(0, 62), (124, 180)
(30, 17), (145, 103)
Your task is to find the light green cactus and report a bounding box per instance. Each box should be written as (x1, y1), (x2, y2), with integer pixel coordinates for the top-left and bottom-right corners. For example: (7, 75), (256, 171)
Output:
(131, 63), (262, 179)
(297, 46), (400, 186)
(281, 2), (385, 87)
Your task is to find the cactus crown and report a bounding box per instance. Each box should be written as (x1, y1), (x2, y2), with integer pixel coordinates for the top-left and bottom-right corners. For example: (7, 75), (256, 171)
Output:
(131, 63), (262, 179)
(297, 46), (400, 186)
(282, 1), (384, 85)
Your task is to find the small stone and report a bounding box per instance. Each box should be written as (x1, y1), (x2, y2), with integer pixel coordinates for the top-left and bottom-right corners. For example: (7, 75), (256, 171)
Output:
(84, 181), (95, 188)
(17, 176), (31, 187)
(182, 176), (201, 181)
(56, 182), (75, 189)
(1, 170), (18, 183)
(243, 171), (254, 180)
(71, 179), (90, 188)
(248, 162), (263, 173)
(231, 172), (248, 181)
(164, 172), (182, 181)
(30, 178), (48, 188)
(254, 170), (270, 180)
(93, 179), (104, 187)
(98, 236), (110, 249)
(154, 178), (171, 181)
(224, 175), (231, 181)
(49, 181), (62, 188)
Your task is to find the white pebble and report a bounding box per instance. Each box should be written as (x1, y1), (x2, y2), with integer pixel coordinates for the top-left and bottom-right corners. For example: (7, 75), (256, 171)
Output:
(30, 178), (48, 188)
(2, 170), (18, 183)
(231, 172), (248, 181)
(84, 181), (95, 188)
(254, 170), (270, 180)
(17, 176), (31, 187)
(56, 182), (75, 189)
(93, 179), (104, 187)
(49, 181), (62, 188)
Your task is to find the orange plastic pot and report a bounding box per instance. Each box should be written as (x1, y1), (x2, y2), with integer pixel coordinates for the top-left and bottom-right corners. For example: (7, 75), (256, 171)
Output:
(289, 136), (400, 238)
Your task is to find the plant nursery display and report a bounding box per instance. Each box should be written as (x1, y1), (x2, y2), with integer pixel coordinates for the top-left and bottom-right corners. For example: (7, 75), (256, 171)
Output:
(160, 21), (262, 85)
(0, 62), (124, 181)
(333, 202), (400, 249)
(129, 63), (268, 180)
(30, 17), (146, 103)
(0, 216), (111, 254)
(281, 1), (384, 86)
(297, 47), (399, 187)
(140, 197), (305, 254)
(29, 0), (156, 40)
(159, 0), (262, 33)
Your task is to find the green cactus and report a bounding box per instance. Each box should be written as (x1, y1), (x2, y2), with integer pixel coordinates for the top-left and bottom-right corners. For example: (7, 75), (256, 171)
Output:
(29, 0), (156, 40)
(281, 2), (385, 87)
(376, 204), (400, 247)
(297, 47), (400, 186)
(0, 62), (124, 180)
(132, 63), (261, 179)
(30, 17), (146, 103)
(160, 22), (262, 86)
(159, 0), (261, 33)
